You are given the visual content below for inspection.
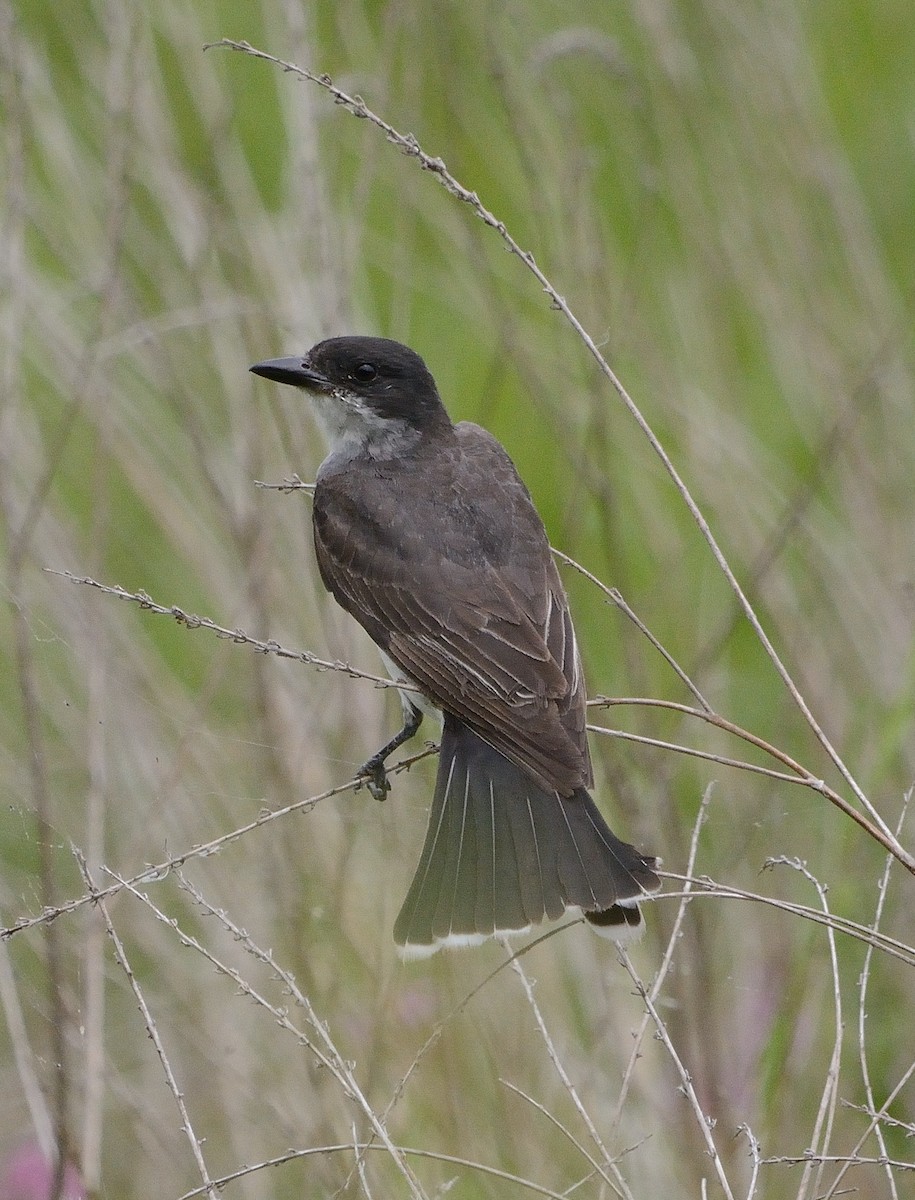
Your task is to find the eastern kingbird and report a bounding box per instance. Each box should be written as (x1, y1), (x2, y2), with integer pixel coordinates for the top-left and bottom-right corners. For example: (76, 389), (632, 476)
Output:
(250, 336), (659, 957)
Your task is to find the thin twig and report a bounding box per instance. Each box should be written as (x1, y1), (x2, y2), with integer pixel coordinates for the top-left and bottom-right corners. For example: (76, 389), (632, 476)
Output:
(588, 698), (915, 875)
(352, 1120), (375, 1200)
(615, 785), (713, 1124)
(176, 1140), (578, 1200)
(75, 854), (219, 1199)
(164, 871), (429, 1200)
(737, 1124), (762, 1200)
(761, 1153), (914, 1172)
(659, 873), (915, 967)
(552, 548), (712, 712)
(48, 571), (419, 694)
(254, 474), (315, 493)
(2, 749), (435, 942)
(503, 944), (636, 1200)
(618, 948), (736, 1200)
(841, 1103), (915, 1137)
(589, 723), (831, 789)
(767, 859), (842, 1200)
(852, 794), (909, 1200)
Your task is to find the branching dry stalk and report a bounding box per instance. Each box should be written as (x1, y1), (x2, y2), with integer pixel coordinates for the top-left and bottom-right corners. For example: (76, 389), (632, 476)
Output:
(49, 571), (419, 694)
(761, 1153), (914, 1174)
(850, 796), (910, 1200)
(737, 1124), (762, 1200)
(615, 785), (713, 1124)
(588, 697), (904, 865)
(618, 948), (737, 1200)
(110, 868), (430, 1200)
(767, 859), (842, 1200)
(1, 751), (434, 942)
(75, 854), (220, 1200)
(659, 874), (915, 967)
(503, 942), (636, 1200)
(175, 1141), (578, 1200)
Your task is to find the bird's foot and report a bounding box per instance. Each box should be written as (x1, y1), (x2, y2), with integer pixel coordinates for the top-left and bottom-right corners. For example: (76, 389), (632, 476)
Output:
(357, 757), (391, 802)
(355, 705), (423, 801)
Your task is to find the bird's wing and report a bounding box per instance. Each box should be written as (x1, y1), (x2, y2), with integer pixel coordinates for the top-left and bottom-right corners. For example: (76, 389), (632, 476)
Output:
(312, 424), (592, 794)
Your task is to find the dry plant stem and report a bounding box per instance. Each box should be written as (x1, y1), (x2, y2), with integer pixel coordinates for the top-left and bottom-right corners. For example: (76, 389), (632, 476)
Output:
(552, 548), (713, 713)
(499, 1079), (614, 1193)
(843, 1105), (914, 1138)
(75, 855), (219, 1200)
(347, 925), (580, 1196)
(159, 871), (428, 1200)
(382, 922), (573, 1114)
(176, 1142), (578, 1200)
(52, 571), (420, 694)
(614, 785), (713, 1125)
(660, 874), (915, 967)
(351, 1121), (375, 1200)
(254, 474), (315, 493)
(618, 950), (737, 1200)
(2, 751), (434, 942)
(502, 943), (635, 1200)
(209, 38), (895, 854)
(850, 797), (910, 1200)
(761, 1154), (915, 1173)
(589, 697), (915, 875)
(820, 814), (915, 1199)
(738, 1124), (762, 1200)
(591, 724), (831, 790)
(770, 861), (843, 1200)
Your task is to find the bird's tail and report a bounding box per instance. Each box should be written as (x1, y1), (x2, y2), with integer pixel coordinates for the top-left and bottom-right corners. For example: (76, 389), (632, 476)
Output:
(394, 716), (660, 959)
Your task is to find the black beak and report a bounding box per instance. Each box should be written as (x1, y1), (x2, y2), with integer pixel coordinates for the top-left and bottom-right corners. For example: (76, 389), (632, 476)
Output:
(249, 357), (332, 390)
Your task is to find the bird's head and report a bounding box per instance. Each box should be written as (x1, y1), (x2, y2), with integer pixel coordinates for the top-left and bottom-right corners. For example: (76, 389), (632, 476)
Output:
(251, 336), (450, 457)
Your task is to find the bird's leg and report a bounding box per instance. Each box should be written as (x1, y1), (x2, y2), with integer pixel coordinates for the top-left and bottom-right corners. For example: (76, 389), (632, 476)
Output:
(358, 701), (423, 801)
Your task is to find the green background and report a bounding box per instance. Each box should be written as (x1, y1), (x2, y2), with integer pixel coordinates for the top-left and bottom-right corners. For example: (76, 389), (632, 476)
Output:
(1, 1), (913, 1196)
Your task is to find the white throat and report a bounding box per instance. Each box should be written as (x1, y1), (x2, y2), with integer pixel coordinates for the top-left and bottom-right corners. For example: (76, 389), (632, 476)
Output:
(310, 387), (422, 472)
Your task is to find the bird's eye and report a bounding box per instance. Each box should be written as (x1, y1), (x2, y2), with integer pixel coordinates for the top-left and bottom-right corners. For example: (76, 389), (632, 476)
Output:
(353, 362), (378, 382)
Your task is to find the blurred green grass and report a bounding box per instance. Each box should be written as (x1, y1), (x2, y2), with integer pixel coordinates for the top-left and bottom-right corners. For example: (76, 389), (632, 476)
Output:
(1, 1), (913, 1196)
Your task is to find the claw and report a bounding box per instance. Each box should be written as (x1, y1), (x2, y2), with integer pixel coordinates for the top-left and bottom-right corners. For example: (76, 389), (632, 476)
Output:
(359, 759), (391, 802)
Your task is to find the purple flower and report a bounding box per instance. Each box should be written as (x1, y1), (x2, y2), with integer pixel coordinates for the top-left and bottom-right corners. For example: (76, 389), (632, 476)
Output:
(0, 1142), (85, 1200)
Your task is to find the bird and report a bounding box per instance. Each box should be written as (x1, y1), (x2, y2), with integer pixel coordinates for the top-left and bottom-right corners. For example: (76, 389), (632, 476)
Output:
(250, 336), (659, 958)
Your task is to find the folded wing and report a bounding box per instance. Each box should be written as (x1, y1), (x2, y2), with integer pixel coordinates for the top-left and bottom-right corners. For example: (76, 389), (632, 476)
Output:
(312, 422), (592, 795)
